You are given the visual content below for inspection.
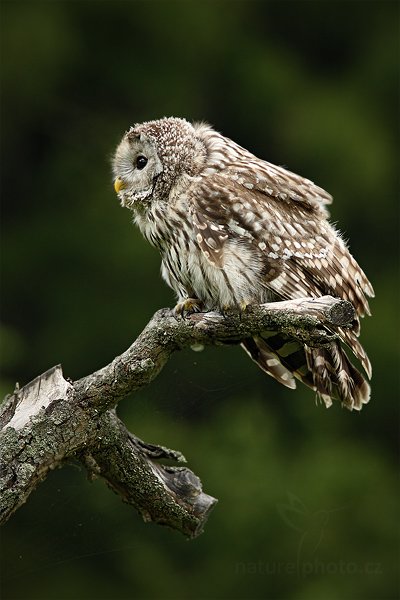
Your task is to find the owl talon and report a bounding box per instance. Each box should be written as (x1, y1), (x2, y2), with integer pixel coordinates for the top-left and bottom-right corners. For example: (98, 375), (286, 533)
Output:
(221, 301), (252, 318)
(174, 298), (203, 317)
(240, 301), (252, 312)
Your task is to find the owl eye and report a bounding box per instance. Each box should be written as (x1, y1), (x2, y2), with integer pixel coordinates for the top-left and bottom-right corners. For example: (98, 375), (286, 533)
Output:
(136, 155), (148, 170)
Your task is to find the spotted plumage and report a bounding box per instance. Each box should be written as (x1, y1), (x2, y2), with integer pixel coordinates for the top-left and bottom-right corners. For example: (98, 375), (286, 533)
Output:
(112, 117), (374, 410)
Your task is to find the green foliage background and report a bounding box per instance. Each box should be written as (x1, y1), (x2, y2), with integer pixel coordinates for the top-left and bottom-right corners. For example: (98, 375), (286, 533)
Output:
(1, 1), (398, 599)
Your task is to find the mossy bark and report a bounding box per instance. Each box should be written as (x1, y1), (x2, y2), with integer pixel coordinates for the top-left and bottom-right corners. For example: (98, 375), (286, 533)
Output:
(0, 296), (354, 537)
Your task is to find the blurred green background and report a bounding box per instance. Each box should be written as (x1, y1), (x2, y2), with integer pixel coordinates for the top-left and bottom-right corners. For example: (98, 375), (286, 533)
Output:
(1, 1), (398, 599)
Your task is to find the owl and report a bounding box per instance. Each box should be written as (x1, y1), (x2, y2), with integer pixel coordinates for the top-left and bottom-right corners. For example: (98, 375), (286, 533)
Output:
(112, 117), (374, 410)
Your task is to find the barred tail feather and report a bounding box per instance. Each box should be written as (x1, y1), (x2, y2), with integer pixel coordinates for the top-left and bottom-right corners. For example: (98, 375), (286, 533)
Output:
(305, 344), (371, 410)
(241, 332), (315, 391)
(242, 332), (371, 411)
(241, 336), (296, 389)
(339, 327), (372, 379)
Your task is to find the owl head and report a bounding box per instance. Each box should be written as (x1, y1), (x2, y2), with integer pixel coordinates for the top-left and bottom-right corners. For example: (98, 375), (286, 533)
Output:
(112, 117), (207, 209)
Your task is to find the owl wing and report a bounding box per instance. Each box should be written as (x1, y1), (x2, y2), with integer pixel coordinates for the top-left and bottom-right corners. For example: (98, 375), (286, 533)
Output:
(192, 167), (373, 310)
(190, 167), (374, 379)
(229, 154), (334, 213)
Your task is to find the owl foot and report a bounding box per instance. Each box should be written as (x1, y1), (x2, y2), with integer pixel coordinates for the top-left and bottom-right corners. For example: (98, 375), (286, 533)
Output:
(221, 301), (253, 317)
(239, 301), (253, 312)
(174, 298), (204, 317)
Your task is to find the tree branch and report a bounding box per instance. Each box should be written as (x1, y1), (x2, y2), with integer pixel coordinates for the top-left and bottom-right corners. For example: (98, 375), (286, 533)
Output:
(0, 295), (355, 537)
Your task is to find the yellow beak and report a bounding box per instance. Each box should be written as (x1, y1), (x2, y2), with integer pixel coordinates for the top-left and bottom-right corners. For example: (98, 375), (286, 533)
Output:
(114, 177), (125, 193)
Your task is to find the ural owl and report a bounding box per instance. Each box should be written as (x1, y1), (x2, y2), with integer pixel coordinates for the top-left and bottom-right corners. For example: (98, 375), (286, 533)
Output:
(112, 117), (373, 410)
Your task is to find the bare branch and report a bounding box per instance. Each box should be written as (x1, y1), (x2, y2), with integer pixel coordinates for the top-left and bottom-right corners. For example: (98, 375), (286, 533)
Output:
(0, 295), (354, 537)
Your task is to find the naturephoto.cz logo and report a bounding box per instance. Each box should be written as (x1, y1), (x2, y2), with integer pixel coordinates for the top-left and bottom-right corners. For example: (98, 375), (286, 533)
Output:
(234, 558), (382, 577)
(234, 492), (382, 578)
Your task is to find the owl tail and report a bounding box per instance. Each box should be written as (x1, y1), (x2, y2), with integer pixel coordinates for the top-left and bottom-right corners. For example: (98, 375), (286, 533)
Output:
(241, 332), (370, 411)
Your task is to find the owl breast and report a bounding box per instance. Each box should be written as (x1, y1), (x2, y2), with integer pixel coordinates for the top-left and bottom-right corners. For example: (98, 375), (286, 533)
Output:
(162, 237), (269, 310)
(134, 198), (268, 310)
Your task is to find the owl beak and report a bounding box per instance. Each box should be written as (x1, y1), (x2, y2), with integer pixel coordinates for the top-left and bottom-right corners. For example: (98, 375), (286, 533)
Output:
(114, 177), (125, 193)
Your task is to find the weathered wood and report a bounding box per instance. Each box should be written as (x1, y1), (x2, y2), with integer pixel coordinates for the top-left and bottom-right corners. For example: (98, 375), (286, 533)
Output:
(0, 295), (354, 537)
